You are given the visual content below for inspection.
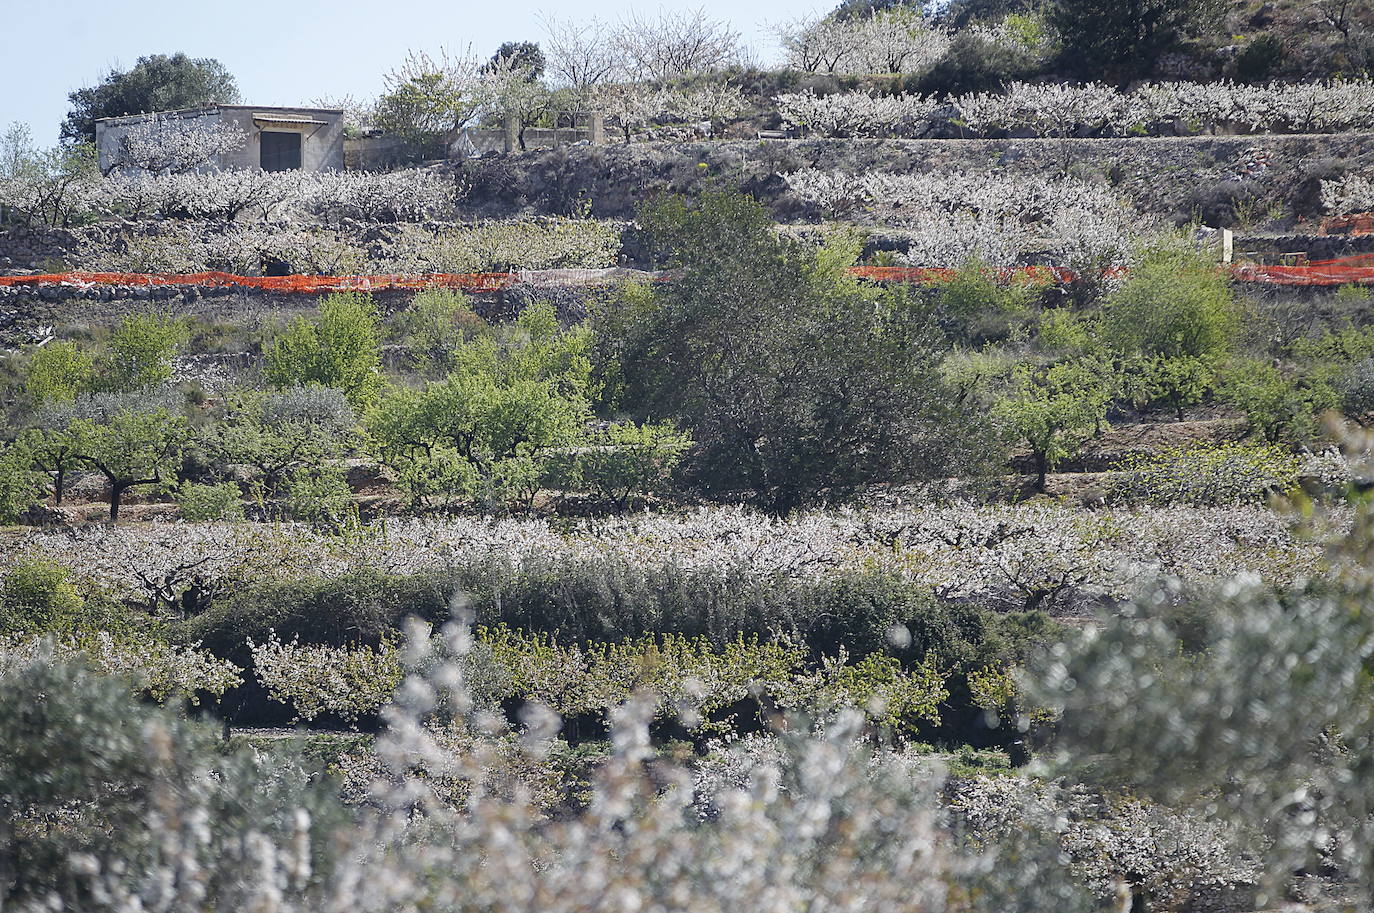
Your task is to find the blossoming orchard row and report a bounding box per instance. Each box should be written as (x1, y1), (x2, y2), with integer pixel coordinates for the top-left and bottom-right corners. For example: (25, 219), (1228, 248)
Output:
(778, 79), (1374, 138)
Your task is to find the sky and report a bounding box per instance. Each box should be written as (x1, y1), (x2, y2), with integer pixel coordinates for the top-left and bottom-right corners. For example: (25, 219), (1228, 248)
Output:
(0, 0), (817, 146)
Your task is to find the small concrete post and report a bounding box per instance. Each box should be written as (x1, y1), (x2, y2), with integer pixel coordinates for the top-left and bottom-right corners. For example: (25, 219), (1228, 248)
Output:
(588, 111), (606, 145)
(1221, 228), (1233, 264)
(504, 113), (520, 153)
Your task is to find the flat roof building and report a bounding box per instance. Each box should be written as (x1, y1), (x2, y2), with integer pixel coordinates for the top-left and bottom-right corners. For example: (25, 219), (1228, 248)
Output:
(95, 105), (346, 174)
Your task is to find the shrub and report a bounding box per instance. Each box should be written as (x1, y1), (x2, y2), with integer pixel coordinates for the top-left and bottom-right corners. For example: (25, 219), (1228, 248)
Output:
(1111, 442), (1301, 506)
(392, 288), (489, 376)
(95, 312), (188, 392)
(283, 465), (357, 530)
(1337, 357), (1374, 417)
(0, 652), (340, 910)
(0, 559), (83, 635)
(1232, 34), (1286, 83)
(24, 341), (93, 405)
(174, 568), (452, 662)
(175, 481), (245, 521)
(264, 293), (383, 407)
(1102, 243), (1238, 367)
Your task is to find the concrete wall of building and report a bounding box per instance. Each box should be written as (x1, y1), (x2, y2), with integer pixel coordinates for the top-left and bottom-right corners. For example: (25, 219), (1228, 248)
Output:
(95, 106), (345, 173)
(217, 107), (345, 172)
(344, 133), (413, 170)
(96, 108), (224, 173)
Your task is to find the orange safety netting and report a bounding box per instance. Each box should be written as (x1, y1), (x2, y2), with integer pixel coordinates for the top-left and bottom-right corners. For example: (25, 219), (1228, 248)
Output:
(4, 259), (1374, 291)
(1231, 252), (1374, 286)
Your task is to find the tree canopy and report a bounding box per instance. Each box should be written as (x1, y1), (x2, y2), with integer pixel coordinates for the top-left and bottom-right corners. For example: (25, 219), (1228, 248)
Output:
(61, 53), (240, 145)
(601, 191), (986, 514)
(1048, 0), (1226, 81)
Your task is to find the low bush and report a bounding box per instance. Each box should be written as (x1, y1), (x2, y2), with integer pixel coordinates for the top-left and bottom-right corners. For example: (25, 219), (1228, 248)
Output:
(0, 559), (84, 635)
(1111, 442), (1301, 506)
(175, 481), (246, 521)
(247, 626), (952, 736)
(174, 568), (453, 663)
(175, 558), (1060, 690)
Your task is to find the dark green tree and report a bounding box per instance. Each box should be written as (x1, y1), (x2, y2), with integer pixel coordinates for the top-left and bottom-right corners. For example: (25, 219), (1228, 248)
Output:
(1048, 0), (1225, 81)
(60, 53), (240, 145)
(486, 41), (546, 80)
(831, 0), (923, 21)
(601, 191), (986, 515)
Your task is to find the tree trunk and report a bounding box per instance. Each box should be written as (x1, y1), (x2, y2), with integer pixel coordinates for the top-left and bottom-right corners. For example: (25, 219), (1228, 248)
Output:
(109, 483), (126, 524)
(1034, 451), (1048, 492)
(53, 465), (65, 505)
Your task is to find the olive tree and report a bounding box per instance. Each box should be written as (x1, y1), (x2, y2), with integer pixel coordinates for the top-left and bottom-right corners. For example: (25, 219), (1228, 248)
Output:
(602, 191), (986, 514)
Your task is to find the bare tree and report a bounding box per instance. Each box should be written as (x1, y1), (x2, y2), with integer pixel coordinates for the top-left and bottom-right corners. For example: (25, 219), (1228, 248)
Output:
(612, 7), (743, 82)
(772, 9), (949, 76)
(540, 14), (621, 98)
(774, 17), (857, 74)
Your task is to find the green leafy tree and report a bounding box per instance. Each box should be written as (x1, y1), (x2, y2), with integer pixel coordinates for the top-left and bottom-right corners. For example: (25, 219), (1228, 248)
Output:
(95, 313), (187, 392)
(369, 303), (592, 509)
(0, 442), (45, 524)
(373, 51), (482, 159)
(578, 421), (692, 508)
(1103, 243), (1238, 419)
(487, 41), (547, 79)
(993, 361), (1108, 491)
(604, 191), (985, 514)
(70, 407), (189, 523)
(1221, 358), (1339, 443)
(368, 369), (586, 509)
(393, 288), (489, 376)
(18, 406), (90, 506)
(936, 258), (1035, 337)
(1117, 354), (1215, 421)
(265, 294), (383, 407)
(216, 386), (357, 498)
(61, 53), (240, 145)
(24, 342), (93, 405)
(1048, 0), (1225, 81)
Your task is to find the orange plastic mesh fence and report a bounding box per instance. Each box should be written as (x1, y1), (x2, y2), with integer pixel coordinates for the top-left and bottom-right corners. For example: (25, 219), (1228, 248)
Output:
(2, 259), (1374, 291)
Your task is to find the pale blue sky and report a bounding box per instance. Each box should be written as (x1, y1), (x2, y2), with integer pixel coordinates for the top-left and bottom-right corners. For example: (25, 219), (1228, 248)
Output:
(2, 0), (817, 146)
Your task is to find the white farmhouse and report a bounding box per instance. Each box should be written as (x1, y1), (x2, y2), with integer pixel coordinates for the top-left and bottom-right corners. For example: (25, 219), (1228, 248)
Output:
(95, 105), (346, 173)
